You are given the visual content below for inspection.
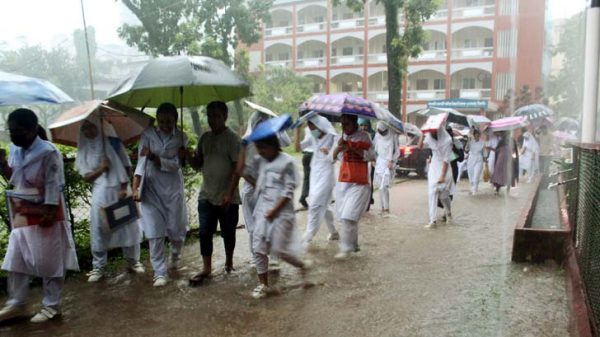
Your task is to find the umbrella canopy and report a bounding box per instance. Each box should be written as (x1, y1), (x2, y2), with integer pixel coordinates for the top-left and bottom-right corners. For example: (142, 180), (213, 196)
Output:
(0, 70), (73, 106)
(373, 105), (404, 133)
(555, 117), (579, 131)
(488, 116), (528, 132)
(513, 104), (554, 121)
(243, 114), (293, 144)
(403, 122), (422, 137)
(467, 115), (491, 128)
(300, 93), (378, 119)
(553, 130), (577, 141)
(412, 107), (469, 126)
(49, 100), (154, 147)
(244, 100), (278, 118)
(107, 55), (250, 108)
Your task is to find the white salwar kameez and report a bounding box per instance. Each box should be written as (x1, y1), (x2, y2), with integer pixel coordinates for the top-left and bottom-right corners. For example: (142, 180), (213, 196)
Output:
(303, 115), (338, 243)
(134, 127), (188, 277)
(75, 118), (142, 270)
(2, 137), (79, 309)
(335, 130), (373, 254)
(486, 134), (499, 177)
(373, 122), (399, 211)
(520, 132), (540, 182)
(466, 138), (485, 194)
(252, 153), (302, 274)
(424, 129), (454, 224)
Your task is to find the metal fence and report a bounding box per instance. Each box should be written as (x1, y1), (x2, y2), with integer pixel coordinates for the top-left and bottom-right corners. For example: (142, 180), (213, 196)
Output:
(565, 144), (600, 333)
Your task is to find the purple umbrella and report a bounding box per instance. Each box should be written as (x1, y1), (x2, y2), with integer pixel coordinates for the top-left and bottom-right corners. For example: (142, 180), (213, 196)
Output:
(300, 93), (378, 119)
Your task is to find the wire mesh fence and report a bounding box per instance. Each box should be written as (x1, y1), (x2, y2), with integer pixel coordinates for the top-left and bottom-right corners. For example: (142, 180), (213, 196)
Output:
(565, 144), (600, 332)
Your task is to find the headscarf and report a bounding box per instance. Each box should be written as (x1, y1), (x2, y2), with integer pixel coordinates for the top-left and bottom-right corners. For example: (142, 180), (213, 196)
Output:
(308, 114), (337, 136)
(75, 115), (130, 187)
(374, 121), (398, 160)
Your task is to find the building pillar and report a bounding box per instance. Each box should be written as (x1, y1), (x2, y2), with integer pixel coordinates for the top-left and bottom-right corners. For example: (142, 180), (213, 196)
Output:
(581, 0), (600, 143)
(326, 0), (332, 94)
(445, 0), (453, 100)
(363, 1), (369, 99)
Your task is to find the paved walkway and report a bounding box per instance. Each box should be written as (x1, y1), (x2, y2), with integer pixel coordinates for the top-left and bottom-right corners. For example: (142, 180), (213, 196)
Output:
(0, 179), (569, 337)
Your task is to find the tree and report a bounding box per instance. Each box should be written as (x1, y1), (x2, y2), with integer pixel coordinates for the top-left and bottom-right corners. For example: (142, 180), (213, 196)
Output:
(249, 66), (314, 118)
(547, 12), (586, 118)
(337, 0), (440, 119)
(118, 0), (201, 57)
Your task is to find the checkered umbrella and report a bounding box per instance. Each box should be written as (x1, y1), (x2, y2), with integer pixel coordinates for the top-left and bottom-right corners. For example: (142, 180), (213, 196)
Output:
(299, 93), (378, 119)
(513, 104), (554, 121)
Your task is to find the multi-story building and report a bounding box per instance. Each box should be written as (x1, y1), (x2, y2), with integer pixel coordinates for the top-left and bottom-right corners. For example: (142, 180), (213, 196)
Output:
(245, 0), (547, 121)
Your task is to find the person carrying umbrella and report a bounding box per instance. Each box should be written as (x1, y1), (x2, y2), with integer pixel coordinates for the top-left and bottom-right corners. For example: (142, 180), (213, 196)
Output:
(536, 125), (554, 175)
(332, 114), (375, 259)
(466, 129), (485, 195)
(0, 109), (79, 323)
(490, 131), (519, 195)
(132, 102), (189, 287)
(295, 114), (340, 246)
(75, 116), (145, 283)
(186, 101), (241, 284)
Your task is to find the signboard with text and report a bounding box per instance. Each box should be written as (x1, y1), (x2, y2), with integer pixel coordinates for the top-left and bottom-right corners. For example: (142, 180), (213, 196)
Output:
(427, 99), (488, 110)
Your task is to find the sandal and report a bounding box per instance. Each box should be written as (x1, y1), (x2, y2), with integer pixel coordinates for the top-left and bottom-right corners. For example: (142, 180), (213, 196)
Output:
(188, 272), (211, 287)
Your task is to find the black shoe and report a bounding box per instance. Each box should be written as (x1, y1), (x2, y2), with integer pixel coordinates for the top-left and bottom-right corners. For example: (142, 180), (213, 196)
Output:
(299, 199), (308, 209)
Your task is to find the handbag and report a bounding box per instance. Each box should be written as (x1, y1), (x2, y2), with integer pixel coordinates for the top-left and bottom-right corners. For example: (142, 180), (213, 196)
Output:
(483, 162), (490, 182)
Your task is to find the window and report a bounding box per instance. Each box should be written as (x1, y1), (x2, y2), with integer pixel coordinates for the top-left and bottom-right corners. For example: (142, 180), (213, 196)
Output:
(279, 21), (288, 27)
(462, 78), (476, 89)
(434, 79), (446, 90)
(278, 52), (289, 60)
(464, 39), (476, 48)
(482, 75), (492, 88)
(315, 16), (324, 23)
(297, 51), (304, 59)
(484, 38), (494, 48)
(342, 82), (354, 92)
(382, 44), (387, 53)
(416, 79), (429, 90)
(343, 47), (353, 56)
(332, 48), (337, 56)
(312, 50), (324, 58)
(423, 42), (430, 50)
(343, 12), (353, 20)
(358, 47), (364, 55)
(434, 40), (446, 50)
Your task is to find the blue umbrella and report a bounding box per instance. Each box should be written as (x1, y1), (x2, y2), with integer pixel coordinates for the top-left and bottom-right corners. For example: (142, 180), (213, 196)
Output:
(243, 114), (293, 144)
(0, 71), (74, 106)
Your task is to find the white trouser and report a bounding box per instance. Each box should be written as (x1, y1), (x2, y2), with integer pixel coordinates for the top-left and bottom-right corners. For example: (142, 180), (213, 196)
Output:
(468, 161), (483, 193)
(149, 238), (183, 277)
(488, 151), (496, 177)
(304, 203), (337, 242)
(379, 185), (390, 210)
(92, 244), (141, 270)
(428, 187), (452, 224)
(6, 272), (63, 309)
(339, 219), (359, 253)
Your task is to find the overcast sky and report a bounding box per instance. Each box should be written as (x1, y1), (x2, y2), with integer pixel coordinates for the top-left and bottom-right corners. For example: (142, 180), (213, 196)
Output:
(0, 0), (589, 50)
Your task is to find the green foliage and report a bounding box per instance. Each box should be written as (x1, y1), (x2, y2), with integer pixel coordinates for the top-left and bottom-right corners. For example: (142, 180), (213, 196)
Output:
(547, 12), (586, 118)
(249, 66), (314, 118)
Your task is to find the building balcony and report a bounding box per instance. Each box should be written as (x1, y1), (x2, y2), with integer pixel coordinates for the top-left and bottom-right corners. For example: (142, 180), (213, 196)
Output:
(331, 55), (364, 66)
(415, 49), (447, 61)
(296, 57), (326, 68)
(368, 16), (386, 26)
(429, 8), (449, 21)
(454, 88), (491, 99)
(331, 18), (364, 30)
(297, 22), (326, 33)
(265, 26), (292, 37)
(265, 60), (291, 68)
(407, 90), (446, 100)
(452, 5), (495, 18)
(452, 47), (493, 59)
(368, 91), (389, 101)
(368, 53), (388, 63)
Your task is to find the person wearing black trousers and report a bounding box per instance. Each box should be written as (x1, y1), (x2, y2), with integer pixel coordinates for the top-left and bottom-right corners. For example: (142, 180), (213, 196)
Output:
(299, 127), (313, 209)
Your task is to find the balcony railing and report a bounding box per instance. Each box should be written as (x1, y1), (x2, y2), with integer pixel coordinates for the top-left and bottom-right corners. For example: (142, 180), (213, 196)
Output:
(265, 26), (292, 37)
(297, 22), (326, 33)
(415, 49), (447, 61)
(368, 53), (388, 63)
(452, 47), (493, 59)
(265, 60), (291, 68)
(453, 5), (495, 18)
(296, 57), (326, 68)
(331, 54), (364, 65)
(331, 18), (364, 30)
(368, 16), (385, 26)
(407, 90), (446, 100)
(368, 91), (389, 101)
(429, 8), (449, 21)
(457, 88), (491, 99)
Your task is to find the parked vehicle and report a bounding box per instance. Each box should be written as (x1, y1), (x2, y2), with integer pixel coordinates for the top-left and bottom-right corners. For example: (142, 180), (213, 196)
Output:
(396, 136), (431, 178)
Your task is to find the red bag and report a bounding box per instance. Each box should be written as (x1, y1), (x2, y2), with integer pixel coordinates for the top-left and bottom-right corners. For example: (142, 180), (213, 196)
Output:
(338, 140), (370, 185)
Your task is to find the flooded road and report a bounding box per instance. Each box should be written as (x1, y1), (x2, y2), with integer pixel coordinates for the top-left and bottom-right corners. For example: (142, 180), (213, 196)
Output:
(0, 179), (569, 337)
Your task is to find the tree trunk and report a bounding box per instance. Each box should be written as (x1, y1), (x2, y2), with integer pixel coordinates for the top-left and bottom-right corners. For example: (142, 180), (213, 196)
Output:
(234, 99), (244, 135)
(384, 1), (402, 118)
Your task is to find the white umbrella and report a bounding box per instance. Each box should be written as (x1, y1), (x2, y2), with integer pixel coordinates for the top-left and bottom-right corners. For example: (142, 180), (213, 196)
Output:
(49, 100), (154, 147)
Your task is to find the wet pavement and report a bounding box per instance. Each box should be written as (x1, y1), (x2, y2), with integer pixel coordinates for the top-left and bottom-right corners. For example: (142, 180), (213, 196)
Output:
(0, 179), (569, 337)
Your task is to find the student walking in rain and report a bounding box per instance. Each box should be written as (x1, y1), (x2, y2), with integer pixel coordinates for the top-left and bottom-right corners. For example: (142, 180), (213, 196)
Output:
(419, 124), (453, 228)
(132, 102), (188, 287)
(466, 129), (485, 195)
(333, 114), (374, 259)
(296, 114), (339, 247)
(373, 121), (400, 217)
(246, 126), (310, 299)
(76, 117), (144, 283)
(0, 109), (79, 323)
